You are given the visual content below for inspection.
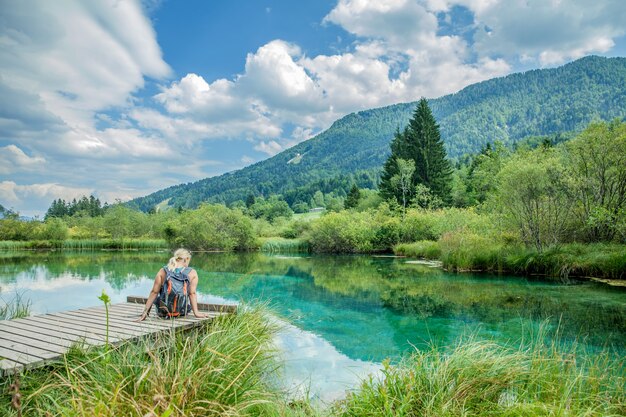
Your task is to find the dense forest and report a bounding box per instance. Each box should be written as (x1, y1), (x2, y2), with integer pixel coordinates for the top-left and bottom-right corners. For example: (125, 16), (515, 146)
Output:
(128, 55), (626, 212)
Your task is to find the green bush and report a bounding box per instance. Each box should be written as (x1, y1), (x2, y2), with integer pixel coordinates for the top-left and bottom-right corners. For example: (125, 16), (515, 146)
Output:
(165, 204), (257, 251)
(305, 211), (376, 253)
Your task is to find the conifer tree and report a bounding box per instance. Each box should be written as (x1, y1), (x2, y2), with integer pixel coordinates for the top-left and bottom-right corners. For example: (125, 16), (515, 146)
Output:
(379, 98), (452, 204)
(344, 184), (361, 209)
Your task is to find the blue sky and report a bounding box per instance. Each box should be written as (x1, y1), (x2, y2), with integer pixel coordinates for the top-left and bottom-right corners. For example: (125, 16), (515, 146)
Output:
(2, 0), (626, 217)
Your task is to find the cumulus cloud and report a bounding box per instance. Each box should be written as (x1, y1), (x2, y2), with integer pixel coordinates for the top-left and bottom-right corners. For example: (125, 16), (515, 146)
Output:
(0, 145), (45, 174)
(433, 0), (626, 66)
(254, 140), (284, 156)
(0, 181), (93, 216)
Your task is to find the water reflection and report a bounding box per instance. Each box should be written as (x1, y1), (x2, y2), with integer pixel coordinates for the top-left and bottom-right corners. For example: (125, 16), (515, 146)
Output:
(1, 251), (625, 397)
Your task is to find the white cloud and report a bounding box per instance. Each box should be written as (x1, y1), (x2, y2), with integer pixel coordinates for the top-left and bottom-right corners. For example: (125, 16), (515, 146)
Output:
(0, 145), (45, 174)
(254, 140), (284, 156)
(459, 0), (626, 66)
(238, 40), (326, 112)
(324, 0), (438, 50)
(0, 181), (93, 216)
(241, 155), (255, 165)
(0, 0), (172, 158)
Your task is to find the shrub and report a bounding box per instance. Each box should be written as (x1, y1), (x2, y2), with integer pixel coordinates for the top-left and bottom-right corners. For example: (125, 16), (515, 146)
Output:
(165, 204), (257, 251)
(305, 211), (376, 253)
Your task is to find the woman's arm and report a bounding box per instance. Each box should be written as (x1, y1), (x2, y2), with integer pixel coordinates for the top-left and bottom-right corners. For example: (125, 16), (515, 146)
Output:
(188, 269), (208, 318)
(136, 269), (165, 321)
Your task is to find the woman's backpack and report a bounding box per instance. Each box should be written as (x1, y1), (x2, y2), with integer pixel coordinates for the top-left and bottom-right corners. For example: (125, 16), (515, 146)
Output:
(156, 266), (192, 318)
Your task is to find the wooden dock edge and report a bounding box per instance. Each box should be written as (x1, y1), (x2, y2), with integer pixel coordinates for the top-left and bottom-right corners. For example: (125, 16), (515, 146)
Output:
(126, 296), (238, 314)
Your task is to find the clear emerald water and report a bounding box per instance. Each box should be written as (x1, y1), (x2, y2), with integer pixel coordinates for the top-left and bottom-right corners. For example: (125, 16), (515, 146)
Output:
(1, 251), (625, 401)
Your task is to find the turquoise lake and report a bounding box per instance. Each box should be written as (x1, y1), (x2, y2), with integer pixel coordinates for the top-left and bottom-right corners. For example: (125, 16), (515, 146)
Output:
(1, 251), (624, 401)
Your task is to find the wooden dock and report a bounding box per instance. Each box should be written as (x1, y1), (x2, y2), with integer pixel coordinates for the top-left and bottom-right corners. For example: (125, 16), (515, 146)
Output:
(0, 296), (237, 375)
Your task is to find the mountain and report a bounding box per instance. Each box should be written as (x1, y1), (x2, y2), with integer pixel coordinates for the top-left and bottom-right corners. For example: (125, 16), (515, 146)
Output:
(129, 55), (626, 211)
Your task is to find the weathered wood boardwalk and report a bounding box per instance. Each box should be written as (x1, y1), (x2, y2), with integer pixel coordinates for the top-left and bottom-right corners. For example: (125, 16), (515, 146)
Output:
(0, 296), (237, 375)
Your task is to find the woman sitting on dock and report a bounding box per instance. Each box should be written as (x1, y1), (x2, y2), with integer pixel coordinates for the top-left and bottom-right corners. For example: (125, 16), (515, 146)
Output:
(137, 248), (209, 321)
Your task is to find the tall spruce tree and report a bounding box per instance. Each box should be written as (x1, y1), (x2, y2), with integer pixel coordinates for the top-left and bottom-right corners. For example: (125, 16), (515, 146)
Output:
(344, 184), (361, 209)
(379, 98), (452, 204)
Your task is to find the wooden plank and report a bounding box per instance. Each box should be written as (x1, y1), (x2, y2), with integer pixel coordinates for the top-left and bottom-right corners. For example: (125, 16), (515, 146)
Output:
(22, 315), (130, 340)
(58, 310), (171, 334)
(106, 303), (211, 325)
(59, 309), (154, 330)
(0, 300), (235, 376)
(45, 313), (144, 337)
(127, 295), (238, 313)
(76, 306), (180, 330)
(0, 333), (67, 354)
(0, 345), (54, 365)
(0, 324), (81, 349)
(50, 309), (154, 333)
(3, 319), (110, 345)
(0, 358), (23, 372)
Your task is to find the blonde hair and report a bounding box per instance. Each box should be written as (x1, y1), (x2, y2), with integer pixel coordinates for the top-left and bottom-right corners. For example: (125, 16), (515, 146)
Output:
(167, 248), (192, 271)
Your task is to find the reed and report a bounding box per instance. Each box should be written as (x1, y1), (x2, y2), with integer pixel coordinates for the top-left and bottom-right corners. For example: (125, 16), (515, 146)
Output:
(393, 240), (441, 259)
(260, 238), (311, 254)
(0, 292), (31, 320)
(335, 326), (626, 416)
(506, 243), (626, 280)
(0, 239), (168, 251)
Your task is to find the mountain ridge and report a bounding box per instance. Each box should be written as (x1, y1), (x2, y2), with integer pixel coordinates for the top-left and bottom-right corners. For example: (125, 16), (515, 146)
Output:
(128, 55), (626, 211)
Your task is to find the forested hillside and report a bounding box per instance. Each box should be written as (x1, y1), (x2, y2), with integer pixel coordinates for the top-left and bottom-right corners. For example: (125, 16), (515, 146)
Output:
(128, 55), (626, 211)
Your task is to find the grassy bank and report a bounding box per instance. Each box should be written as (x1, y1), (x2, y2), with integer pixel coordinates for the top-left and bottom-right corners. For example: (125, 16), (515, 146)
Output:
(335, 329), (626, 416)
(0, 239), (168, 251)
(395, 239), (626, 281)
(0, 305), (309, 417)
(259, 237), (311, 253)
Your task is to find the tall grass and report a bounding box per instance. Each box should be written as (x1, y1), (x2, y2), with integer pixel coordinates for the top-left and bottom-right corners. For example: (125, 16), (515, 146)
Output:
(0, 292), (31, 320)
(506, 243), (626, 280)
(0, 305), (308, 417)
(0, 239), (168, 251)
(434, 232), (626, 281)
(260, 238), (311, 253)
(334, 327), (626, 416)
(62, 239), (168, 251)
(393, 240), (441, 259)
